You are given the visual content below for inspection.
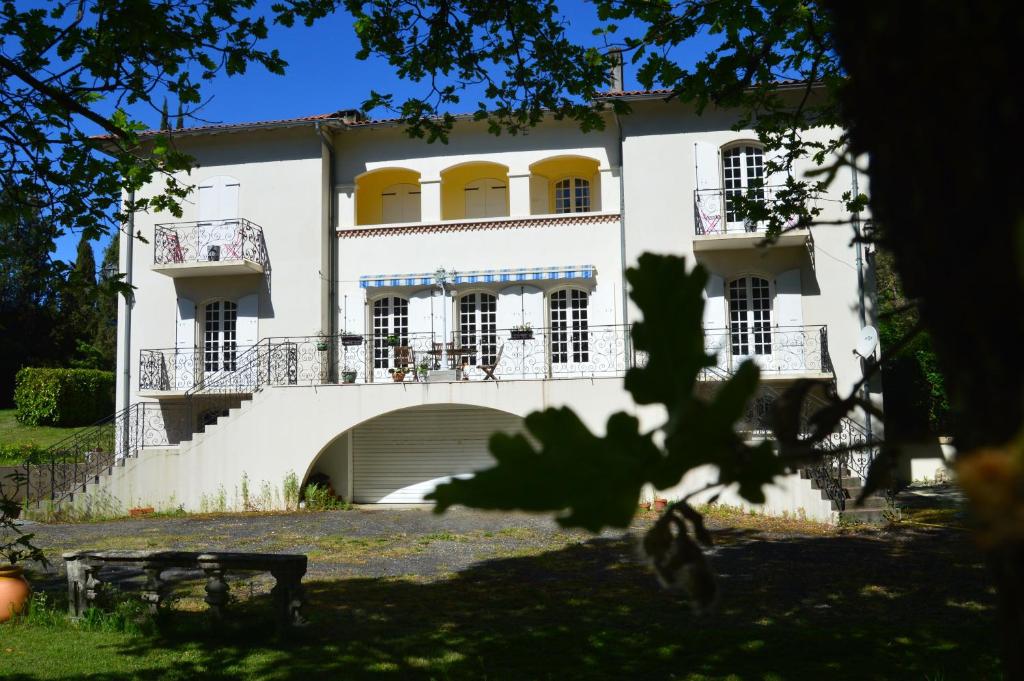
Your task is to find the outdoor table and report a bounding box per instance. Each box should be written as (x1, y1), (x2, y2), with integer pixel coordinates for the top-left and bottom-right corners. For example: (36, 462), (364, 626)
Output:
(425, 346), (473, 368)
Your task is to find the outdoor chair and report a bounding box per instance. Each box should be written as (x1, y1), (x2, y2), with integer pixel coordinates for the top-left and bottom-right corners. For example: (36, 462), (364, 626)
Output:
(480, 343), (504, 381)
(393, 345), (418, 381)
(222, 222), (245, 260)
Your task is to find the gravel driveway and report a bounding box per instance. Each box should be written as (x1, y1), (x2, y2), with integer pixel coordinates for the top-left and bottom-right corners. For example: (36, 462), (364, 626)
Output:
(22, 507), (621, 587)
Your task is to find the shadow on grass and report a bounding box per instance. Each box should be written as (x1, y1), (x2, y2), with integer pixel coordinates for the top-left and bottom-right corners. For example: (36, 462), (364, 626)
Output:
(4, 527), (1000, 680)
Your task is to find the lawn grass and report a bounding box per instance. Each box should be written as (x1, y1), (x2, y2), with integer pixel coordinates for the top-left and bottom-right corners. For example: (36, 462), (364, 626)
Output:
(0, 408), (86, 462)
(0, 511), (1001, 680)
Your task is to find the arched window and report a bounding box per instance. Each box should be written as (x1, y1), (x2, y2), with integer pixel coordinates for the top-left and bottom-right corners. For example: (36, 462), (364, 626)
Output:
(203, 300), (237, 374)
(459, 292), (497, 366)
(381, 183), (421, 223)
(554, 177), (590, 214)
(728, 277), (771, 358)
(372, 296), (409, 369)
(722, 144), (765, 229)
(550, 289), (589, 364)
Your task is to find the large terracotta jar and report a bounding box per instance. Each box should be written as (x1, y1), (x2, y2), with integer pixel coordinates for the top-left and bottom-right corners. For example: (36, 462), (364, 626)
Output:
(0, 565), (30, 623)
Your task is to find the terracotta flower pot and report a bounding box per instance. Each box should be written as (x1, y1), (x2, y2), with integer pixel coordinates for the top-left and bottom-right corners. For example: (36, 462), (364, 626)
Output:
(0, 565), (30, 623)
(392, 371), (405, 382)
(653, 498), (668, 511)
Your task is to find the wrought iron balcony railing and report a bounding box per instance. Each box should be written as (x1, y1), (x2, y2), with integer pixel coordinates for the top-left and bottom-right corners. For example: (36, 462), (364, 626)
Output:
(694, 185), (800, 236)
(153, 219), (269, 269)
(139, 347), (200, 391)
(703, 324), (833, 375)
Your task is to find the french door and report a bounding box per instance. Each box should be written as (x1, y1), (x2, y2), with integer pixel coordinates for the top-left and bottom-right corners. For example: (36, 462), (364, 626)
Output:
(203, 300), (237, 377)
(722, 145), (765, 232)
(372, 296), (409, 372)
(728, 277), (772, 366)
(550, 289), (589, 368)
(459, 293), (497, 367)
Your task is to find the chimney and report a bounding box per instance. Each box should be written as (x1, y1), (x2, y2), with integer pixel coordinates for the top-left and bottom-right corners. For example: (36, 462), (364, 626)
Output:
(337, 109), (367, 124)
(607, 49), (624, 93)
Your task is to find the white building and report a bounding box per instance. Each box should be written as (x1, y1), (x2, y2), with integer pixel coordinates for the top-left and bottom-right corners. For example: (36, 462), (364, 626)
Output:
(52, 87), (882, 521)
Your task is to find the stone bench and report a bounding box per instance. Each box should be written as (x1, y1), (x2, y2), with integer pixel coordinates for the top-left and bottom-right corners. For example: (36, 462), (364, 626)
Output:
(62, 550), (307, 627)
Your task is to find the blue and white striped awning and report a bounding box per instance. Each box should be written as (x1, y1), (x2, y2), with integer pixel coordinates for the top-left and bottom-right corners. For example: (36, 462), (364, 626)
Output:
(359, 265), (595, 288)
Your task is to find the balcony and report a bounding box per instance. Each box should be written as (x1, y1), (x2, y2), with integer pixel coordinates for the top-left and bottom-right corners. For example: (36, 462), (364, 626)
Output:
(693, 187), (811, 251)
(168, 324), (832, 394)
(152, 219), (268, 277)
(138, 347), (201, 395)
(702, 324), (833, 380)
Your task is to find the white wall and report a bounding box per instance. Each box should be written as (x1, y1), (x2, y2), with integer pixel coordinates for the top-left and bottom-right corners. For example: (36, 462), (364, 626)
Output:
(336, 218), (624, 334)
(118, 127), (326, 406)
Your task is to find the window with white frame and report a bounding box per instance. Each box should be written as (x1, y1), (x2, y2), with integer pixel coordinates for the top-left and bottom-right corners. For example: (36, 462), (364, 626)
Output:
(728, 277), (772, 357)
(722, 144), (765, 229)
(372, 296), (409, 369)
(550, 288), (589, 364)
(203, 300), (237, 373)
(554, 177), (590, 214)
(459, 292), (497, 366)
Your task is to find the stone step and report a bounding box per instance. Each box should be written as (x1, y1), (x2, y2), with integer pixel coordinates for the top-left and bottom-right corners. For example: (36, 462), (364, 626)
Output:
(800, 467), (853, 480)
(810, 476), (863, 491)
(830, 495), (888, 511)
(837, 507), (888, 524)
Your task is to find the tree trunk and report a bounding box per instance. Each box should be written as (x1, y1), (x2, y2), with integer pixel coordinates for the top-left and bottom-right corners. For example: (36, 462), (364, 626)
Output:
(827, 2), (1024, 677)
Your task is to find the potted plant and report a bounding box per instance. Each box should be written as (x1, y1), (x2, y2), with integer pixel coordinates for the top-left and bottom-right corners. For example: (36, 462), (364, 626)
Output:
(341, 367), (357, 384)
(386, 334), (400, 347)
(510, 323), (533, 341)
(1, 486), (47, 623)
(315, 331), (330, 352)
(340, 330), (364, 347)
(388, 367), (406, 382)
(416, 359), (430, 380)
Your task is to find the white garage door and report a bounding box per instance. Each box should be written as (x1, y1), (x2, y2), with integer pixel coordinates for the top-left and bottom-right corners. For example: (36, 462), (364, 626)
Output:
(352, 405), (525, 503)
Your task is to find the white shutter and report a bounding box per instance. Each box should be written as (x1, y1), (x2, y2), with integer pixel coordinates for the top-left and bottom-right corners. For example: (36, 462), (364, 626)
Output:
(175, 297), (196, 389)
(381, 191), (400, 224)
(774, 268), (805, 370)
(530, 176), (549, 214)
(694, 142), (723, 235)
(408, 289), (435, 341)
(176, 297), (195, 349)
(220, 181), (240, 220)
(464, 183), (485, 218)
(694, 141), (721, 191)
(765, 147), (790, 190)
(236, 294), (259, 354)
(197, 183), (216, 222)
(381, 183), (420, 223)
(774, 269), (803, 326)
(484, 181), (507, 217)
(352, 405), (525, 503)
(702, 274), (728, 370)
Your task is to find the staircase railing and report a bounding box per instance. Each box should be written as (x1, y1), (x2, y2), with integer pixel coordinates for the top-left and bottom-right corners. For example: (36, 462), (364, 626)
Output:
(699, 364), (879, 511)
(20, 402), (189, 506)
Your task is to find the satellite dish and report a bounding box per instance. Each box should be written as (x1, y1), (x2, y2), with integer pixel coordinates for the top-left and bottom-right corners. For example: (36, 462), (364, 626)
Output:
(854, 325), (878, 358)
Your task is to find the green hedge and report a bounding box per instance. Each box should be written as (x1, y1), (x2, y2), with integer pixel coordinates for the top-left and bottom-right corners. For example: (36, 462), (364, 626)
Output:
(0, 442), (46, 465)
(14, 368), (115, 427)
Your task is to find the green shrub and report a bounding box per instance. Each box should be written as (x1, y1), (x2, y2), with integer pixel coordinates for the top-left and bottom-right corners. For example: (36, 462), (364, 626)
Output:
(0, 442), (46, 465)
(14, 367), (115, 427)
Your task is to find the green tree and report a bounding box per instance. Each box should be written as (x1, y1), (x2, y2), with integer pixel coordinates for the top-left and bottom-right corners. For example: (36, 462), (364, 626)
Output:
(0, 196), (61, 406)
(0, 1), (302, 261)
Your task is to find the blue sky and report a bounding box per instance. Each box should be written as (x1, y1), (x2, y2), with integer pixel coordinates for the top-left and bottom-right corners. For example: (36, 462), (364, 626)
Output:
(59, 1), (717, 264)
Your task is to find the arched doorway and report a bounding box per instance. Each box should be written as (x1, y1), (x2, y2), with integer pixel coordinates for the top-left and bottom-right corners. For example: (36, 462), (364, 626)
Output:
(309, 404), (526, 504)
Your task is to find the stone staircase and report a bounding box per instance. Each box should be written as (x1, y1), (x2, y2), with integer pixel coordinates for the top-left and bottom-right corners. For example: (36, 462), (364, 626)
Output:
(801, 467), (891, 523)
